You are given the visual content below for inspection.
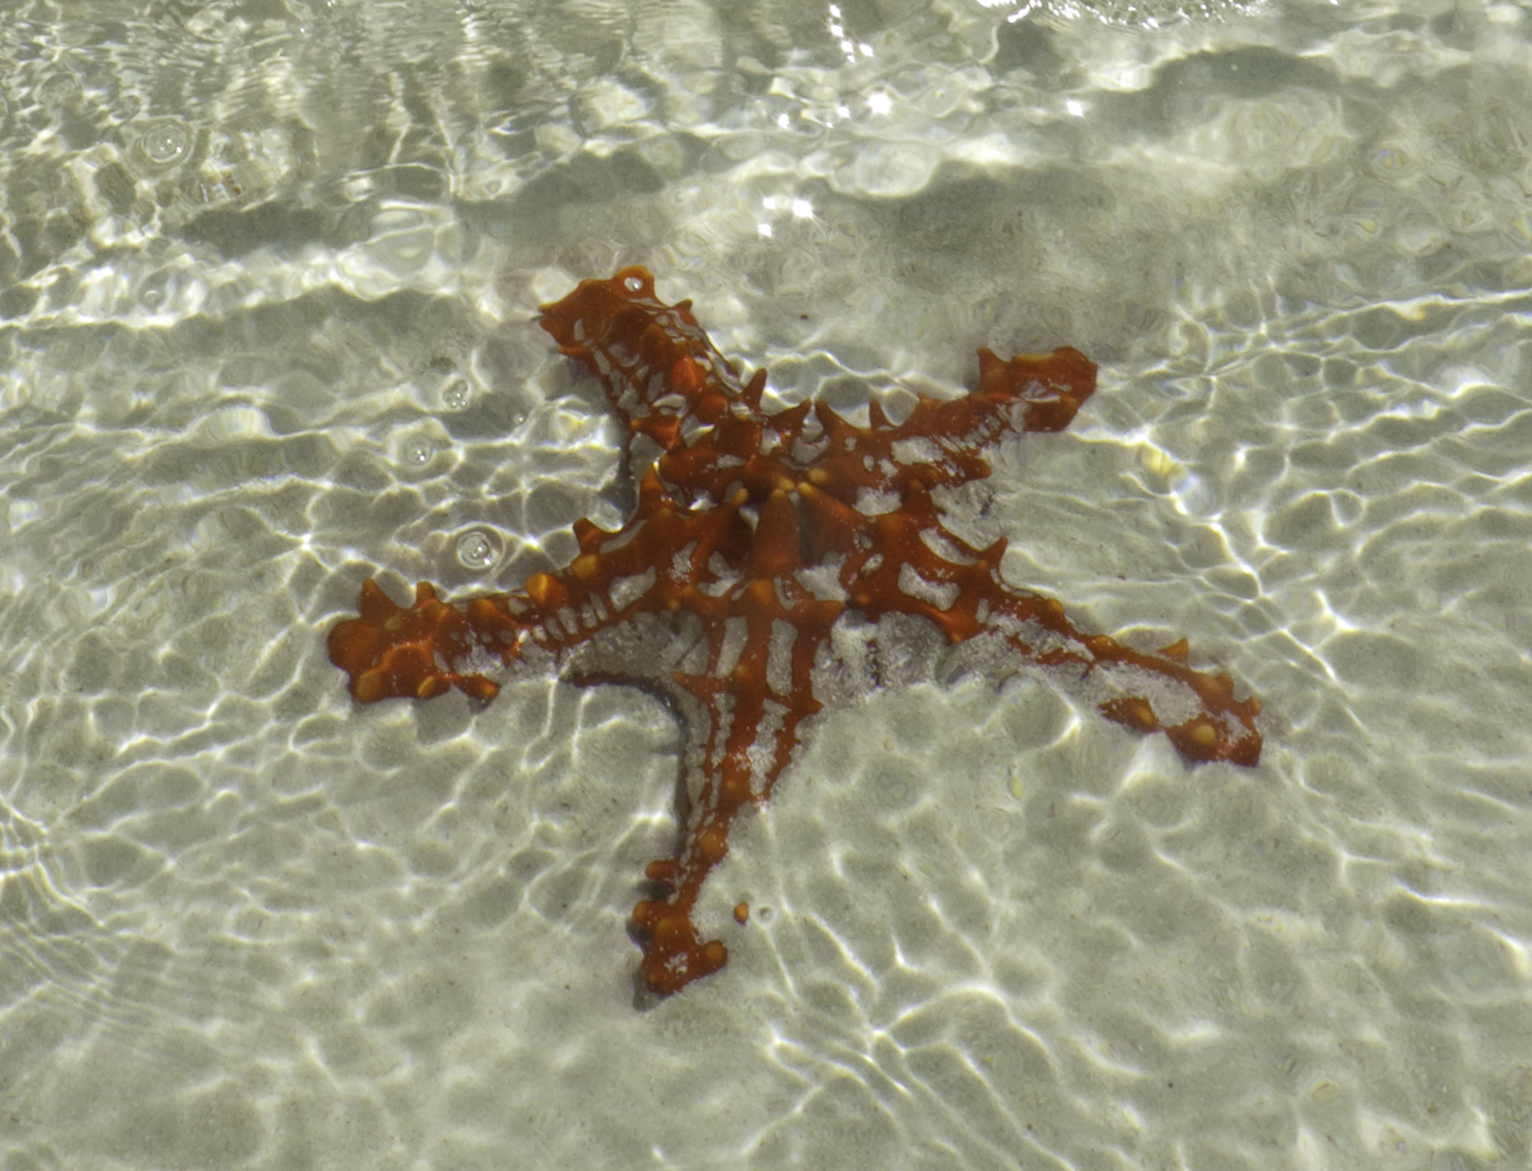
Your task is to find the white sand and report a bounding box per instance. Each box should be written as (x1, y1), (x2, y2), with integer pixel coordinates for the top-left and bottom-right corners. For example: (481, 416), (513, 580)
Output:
(3, 2), (1532, 1169)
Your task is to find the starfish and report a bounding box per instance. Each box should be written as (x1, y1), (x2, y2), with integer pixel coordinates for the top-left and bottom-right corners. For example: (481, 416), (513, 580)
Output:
(328, 267), (1261, 997)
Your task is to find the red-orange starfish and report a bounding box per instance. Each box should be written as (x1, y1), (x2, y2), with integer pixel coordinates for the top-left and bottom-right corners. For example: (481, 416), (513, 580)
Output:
(329, 267), (1261, 996)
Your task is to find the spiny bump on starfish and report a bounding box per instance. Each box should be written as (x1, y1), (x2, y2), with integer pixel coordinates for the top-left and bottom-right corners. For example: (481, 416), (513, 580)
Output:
(328, 265), (1262, 997)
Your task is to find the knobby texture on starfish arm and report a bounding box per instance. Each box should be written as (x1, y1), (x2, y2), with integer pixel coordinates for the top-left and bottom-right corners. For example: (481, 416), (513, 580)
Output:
(328, 266), (1262, 997)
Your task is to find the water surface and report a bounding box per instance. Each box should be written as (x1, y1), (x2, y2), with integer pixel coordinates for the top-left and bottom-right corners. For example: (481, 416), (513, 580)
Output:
(3, 1), (1532, 1167)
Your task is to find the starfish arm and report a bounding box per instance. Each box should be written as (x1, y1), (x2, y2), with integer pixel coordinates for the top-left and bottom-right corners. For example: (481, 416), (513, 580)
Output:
(328, 469), (756, 705)
(636, 577), (839, 997)
(974, 346), (1097, 433)
(803, 346), (1100, 502)
(631, 679), (744, 996)
(538, 266), (766, 453)
(834, 486), (1262, 766)
(327, 580), (525, 702)
(969, 585), (1261, 765)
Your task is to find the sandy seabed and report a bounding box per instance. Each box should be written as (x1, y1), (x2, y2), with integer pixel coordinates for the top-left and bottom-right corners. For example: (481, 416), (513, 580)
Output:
(2, 0), (1532, 1168)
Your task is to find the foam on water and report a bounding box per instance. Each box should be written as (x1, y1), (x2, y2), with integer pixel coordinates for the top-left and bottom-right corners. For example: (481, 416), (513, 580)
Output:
(2, 1), (1532, 1168)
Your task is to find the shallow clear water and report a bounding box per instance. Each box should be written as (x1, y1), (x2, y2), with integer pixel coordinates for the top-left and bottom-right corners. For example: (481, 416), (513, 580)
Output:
(3, 0), (1532, 1167)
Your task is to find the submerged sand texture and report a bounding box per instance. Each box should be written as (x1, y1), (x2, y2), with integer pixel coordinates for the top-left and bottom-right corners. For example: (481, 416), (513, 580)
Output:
(2, 1), (1532, 1168)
